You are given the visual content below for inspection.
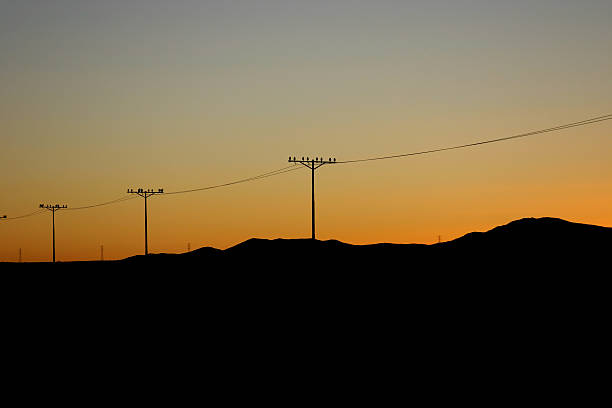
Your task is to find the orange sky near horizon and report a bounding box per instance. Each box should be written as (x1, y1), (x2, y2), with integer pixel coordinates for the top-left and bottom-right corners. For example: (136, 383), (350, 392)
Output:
(1, 1), (611, 262)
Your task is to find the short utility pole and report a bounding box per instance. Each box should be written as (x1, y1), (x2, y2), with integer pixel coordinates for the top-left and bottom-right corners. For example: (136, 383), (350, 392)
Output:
(40, 204), (68, 263)
(288, 156), (336, 240)
(127, 188), (164, 255)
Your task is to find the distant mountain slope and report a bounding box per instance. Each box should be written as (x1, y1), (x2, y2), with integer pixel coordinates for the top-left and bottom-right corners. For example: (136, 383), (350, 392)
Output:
(443, 217), (610, 249)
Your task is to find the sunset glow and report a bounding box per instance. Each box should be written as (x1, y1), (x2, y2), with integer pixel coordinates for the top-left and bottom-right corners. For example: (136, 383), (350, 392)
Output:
(1, 1), (611, 262)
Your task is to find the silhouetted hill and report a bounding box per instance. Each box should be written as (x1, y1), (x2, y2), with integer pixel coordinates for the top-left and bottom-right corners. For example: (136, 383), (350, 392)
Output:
(3, 217), (609, 271)
(434, 217), (609, 268)
(442, 217), (609, 250)
(151, 217), (607, 270)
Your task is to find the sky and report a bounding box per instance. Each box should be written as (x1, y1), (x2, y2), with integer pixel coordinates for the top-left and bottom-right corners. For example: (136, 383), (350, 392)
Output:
(1, 0), (611, 261)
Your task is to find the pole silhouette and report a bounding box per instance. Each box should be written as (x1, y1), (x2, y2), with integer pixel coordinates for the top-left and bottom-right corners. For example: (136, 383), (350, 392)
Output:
(40, 204), (68, 262)
(288, 156), (336, 239)
(127, 188), (164, 255)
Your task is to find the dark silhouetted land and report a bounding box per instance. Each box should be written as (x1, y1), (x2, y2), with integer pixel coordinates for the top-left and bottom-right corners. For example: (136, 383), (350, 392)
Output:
(3, 217), (607, 383)
(3, 217), (609, 272)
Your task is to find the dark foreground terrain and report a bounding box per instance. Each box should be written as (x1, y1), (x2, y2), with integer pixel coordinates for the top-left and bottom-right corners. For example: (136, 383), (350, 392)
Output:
(2, 217), (608, 391)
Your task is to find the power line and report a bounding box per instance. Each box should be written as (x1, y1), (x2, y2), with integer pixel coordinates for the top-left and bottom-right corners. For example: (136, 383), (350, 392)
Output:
(1, 166), (301, 221)
(163, 164), (301, 196)
(1, 114), (610, 223)
(65, 195), (136, 210)
(4, 209), (47, 221)
(336, 114), (612, 164)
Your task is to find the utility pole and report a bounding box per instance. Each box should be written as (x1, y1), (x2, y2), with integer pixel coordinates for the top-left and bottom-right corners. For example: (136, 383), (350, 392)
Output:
(40, 204), (68, 263)
(288, 156), (336, 240)
(101, 245), (104, 261)
(187, 242), (191, 253)
(19, 248), (22, 263)
(127, 188), (164, 255)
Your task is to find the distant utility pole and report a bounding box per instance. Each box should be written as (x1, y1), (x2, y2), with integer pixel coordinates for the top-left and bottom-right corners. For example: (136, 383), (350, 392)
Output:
(127, 188), (164, 255)
(187, 242), (191, 252)
(40, 204), (68, 263)
(288, 156), (337, 240)
(19, 248), (22, 263)
(101, 245), (104, 261)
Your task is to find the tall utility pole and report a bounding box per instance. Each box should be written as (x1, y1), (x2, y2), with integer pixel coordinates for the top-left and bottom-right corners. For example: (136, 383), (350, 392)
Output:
(40, 204), (68, 263)
(288, 156), (336, 240)
(127, 188), (164, 255)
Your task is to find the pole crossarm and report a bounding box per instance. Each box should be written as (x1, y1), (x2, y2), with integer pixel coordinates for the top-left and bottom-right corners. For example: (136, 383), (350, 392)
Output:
(127, 188), (164, 255)
(288, 156), (337, 169)
(127, 188), (164, 198)
(40, 204), (68, 211)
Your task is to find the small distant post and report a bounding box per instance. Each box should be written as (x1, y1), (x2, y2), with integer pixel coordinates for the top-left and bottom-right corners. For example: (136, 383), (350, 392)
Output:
(19, 248), (22, 263)
(101, 245), (104, 261)
(127, 188), (164, 255)
(40, 204), (68, 263)
(187, 242), (191, 252)
(288, 156), (337, 239)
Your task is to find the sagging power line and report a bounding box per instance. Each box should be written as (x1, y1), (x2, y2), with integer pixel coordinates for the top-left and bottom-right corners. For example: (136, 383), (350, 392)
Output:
(288, 156), (337, 239)
(4, 210), (46, 221)
(66, 195), (136, 210)
(163, 164), (300, 195)
(336, 113), (612, 164)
